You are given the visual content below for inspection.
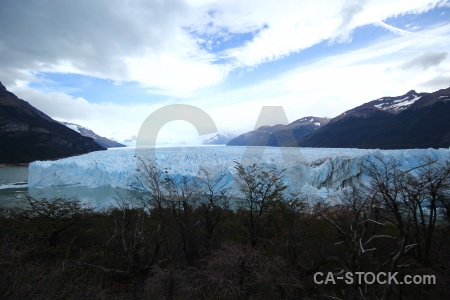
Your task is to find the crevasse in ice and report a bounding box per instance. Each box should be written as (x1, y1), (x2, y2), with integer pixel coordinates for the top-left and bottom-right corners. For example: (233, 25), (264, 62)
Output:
(28, 146), (450, 200)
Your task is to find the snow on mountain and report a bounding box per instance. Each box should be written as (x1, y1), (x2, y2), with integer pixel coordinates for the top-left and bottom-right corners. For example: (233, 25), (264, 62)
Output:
(107, 132), (137, 147)
(0, 83), (105, 163)
(28, 147), (450, 201)
(62, 122), (126, 148)
(64, 123), (82, 133)
(202, 133), (236, 145)
(227, 117), (330, 147)
(372, 93), (423, 112)
(358, 90), (427, 114)
(332, 90), (425, 123)
(304, 87), (450, 149)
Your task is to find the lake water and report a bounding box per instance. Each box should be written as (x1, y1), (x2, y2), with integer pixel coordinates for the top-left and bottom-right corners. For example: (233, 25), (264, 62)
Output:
(4, 146), (450, 209)
(0, 166), (132, 208)
(0, 167), (29, 207)
(0, 166), (242, 209)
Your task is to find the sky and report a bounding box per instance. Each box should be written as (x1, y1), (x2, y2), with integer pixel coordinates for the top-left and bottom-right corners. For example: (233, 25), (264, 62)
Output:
(1, 0), (450, 145)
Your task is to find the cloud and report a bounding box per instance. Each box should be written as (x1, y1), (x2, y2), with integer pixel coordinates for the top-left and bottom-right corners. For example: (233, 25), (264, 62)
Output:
(7, 21), (450, 142)
(340, 0), (369, 28)
(0, 0), (225, 94)
(8, 87), (94, 121)
(125, 52), (230, 96)
(420, 75), (450, 89)
(335, 0), (369, 42)
(401, 51), (448, 70)
(199, 0), (445, 67)
(9, 85), (209, 145)
(2, 0), (445, 90)
(194, 24), (450, 133)
(2, 0), (450, 142)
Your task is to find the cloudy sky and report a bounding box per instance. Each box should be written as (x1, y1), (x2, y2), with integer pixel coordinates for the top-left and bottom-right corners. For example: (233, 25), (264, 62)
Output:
(1, 0), (450, 145)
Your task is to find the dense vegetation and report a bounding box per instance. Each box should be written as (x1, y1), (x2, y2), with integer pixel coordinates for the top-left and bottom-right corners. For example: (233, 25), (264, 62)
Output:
(1, 157), (450, 299)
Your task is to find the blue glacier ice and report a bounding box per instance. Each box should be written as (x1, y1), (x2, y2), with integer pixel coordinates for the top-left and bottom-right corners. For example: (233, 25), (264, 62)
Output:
(28, 146), (450, 200)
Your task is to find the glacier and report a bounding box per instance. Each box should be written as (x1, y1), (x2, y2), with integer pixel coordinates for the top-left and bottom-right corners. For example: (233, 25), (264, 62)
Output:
(28, 146), (450, 201)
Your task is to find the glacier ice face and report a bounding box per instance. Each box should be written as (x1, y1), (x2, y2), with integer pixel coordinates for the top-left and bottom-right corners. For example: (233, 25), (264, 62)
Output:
(28, 146), (450, 200)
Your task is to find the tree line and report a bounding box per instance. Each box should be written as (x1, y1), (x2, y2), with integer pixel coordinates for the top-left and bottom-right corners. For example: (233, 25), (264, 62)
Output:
(1, 155), (450, 299)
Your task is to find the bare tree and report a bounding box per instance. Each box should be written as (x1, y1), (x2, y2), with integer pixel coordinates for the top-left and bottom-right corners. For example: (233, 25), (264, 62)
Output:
(358, 155), (450, 299)
(196, 167), (231, 250)
(407, 160), (450, 266)
(132, 159), (231, 265)
(195, 243), (302, 299)
(317, 155), (450, 300)
(110, 199), (165, 300)
(234, 162), (287, 247)
(2, 195), (93, 247)
(321, 186), (397, 300)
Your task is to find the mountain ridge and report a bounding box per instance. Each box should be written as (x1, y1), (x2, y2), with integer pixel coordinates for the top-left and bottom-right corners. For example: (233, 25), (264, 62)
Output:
(0, 82), (105, 163)
(62, 122), (126, 148)
(227, 117), (330, 146)
(227, 86), (450, 149)
(301, 86), (450, 149)
(202, 133), (236, 145)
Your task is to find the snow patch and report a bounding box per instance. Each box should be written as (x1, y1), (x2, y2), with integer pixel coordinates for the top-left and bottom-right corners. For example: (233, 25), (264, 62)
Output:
(374, 103), (384, 109)
(65, 124), (81, 133)
(373, 95), (422, 111)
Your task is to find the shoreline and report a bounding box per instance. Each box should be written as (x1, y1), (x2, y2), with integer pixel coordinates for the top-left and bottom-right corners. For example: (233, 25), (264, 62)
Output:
(0, 163), (29, 168)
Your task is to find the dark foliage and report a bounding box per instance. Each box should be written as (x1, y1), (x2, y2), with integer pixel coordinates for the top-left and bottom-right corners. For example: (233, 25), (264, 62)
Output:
(1, 160), (450, 299)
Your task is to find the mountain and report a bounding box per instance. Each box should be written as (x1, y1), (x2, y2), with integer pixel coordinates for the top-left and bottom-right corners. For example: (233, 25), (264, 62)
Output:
(301, 87), (450, 149)
(62, 122), (126, 148)
(226, 117), (329, 146)
(202, 133), (236, 145)
(267, 117), (330, 146)
(227, 124), (285, 146)
(0, 82), (105, 163)
(330, 90), (425, 123)
(106, 132), (137, 147)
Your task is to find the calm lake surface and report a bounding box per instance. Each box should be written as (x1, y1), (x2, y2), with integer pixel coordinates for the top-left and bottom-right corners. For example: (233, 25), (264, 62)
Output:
(0, 165), (240, 209)
(0, 165), (242, 209)
(0, 166), (132, 208)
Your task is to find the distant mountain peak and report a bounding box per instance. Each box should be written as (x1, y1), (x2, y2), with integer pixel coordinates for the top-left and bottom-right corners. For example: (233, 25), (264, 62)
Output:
(62, 122), (126, 148)
(410, 86), (450, 109)
(202, 133), (236, 145)
(290, 116), (330, 126)
(333, 90), (426, 123)
(62, 122), (89, 134)
(255, 124), (285, 133)
(371, 91), (423, 113)
(227, 116), (329, 147)
(301, 86), (450, 149)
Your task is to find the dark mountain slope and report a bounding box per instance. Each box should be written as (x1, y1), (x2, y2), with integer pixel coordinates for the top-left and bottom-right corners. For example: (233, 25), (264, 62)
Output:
(267, 117), (330, 146)
(301, 87), (450, 149)
(0, 82), (105, 163)
(227, 124), (284, 146)
(226, 117), (329, 147)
